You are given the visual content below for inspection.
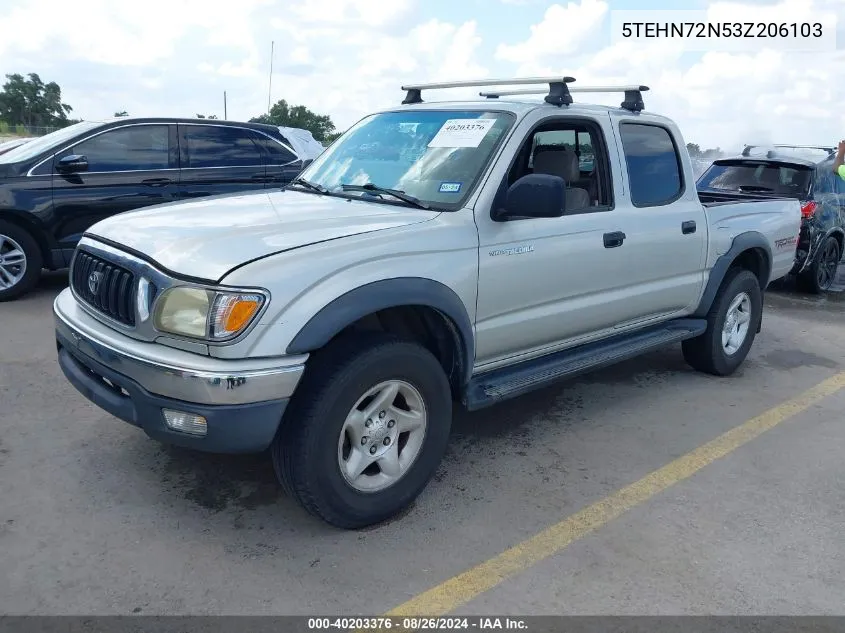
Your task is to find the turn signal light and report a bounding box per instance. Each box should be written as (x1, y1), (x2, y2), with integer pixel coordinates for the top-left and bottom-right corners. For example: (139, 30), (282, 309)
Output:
(210, 294), (263, 340)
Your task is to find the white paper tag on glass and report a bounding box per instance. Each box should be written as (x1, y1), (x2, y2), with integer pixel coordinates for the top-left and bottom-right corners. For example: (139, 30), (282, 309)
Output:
(427, 119), (496, 148)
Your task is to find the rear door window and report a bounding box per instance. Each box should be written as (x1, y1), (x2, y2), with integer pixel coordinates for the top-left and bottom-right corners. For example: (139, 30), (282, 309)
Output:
(618, 123), (683, 207)
(182, 125), (263, 168)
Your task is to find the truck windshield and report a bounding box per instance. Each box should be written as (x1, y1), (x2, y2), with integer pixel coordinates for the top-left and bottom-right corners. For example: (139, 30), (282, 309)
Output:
(697, 160), (812, 198)
(298, 110), (515, 209)
(0, 120), (101, 164)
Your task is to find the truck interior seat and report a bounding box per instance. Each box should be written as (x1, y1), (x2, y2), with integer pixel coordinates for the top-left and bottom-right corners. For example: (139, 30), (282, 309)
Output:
(532, 148), (591, 210)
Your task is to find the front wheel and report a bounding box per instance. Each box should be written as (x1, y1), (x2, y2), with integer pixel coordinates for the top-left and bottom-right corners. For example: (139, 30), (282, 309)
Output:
(683, 268), (762, 376)
(272, 333), (452, 529)
(0, 220), (43, 302)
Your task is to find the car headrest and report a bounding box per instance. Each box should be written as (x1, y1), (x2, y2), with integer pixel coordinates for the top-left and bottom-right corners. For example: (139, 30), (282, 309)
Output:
(533, 148), (580, 183)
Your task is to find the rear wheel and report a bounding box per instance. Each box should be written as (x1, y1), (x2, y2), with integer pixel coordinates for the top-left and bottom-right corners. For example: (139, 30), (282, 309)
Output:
(683, 268), (762, 376)
(797, 235), (840, 294)
(272, 333), (452, 529)
(0, 220), (42, 302)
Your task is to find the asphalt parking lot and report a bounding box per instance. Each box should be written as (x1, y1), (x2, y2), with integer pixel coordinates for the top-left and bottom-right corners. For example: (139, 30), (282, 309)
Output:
(2, 269), (845, 616)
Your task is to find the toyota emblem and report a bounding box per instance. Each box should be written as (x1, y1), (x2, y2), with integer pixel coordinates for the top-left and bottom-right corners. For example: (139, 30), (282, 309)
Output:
(88, 271), (104, 294)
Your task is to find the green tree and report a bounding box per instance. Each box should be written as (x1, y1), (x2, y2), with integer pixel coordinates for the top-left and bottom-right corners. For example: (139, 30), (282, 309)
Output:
(250, 99), (335, 143)
(114, 110), (128, 117)
(196, 114), (218, 119)
(0, 73), (73, 127)
(686, 142), (701, 157)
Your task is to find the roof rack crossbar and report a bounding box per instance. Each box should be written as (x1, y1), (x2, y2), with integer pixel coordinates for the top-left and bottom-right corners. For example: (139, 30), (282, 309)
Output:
(479, 84), (649, 112)
(401, 76), (575, 106)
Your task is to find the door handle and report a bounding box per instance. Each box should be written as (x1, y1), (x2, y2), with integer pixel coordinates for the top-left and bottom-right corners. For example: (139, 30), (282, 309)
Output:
(603, 231), (626, 248)
(682, 220), (697, 234)
(141, 178), (171, 187)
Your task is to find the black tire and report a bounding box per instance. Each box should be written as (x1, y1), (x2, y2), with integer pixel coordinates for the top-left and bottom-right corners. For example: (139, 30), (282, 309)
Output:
(272, 332), (452, 529)
(0, 220), (43, 302)
(682, 268), (762, 376)
(797, 235), (840, 294)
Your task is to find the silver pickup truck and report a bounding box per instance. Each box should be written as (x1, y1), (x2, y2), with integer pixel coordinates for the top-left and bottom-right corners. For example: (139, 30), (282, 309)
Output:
(53, 78), (801, 528)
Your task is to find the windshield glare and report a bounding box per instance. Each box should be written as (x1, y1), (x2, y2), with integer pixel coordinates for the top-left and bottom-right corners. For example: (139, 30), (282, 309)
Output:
(697, 161), (812, 198)
(299, 110), (515, 208)
(0, 120), (101, 164)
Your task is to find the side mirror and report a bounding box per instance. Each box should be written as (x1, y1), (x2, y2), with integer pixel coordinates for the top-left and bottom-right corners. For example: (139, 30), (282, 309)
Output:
(494, 173), (567, 221)
(56, 154), (88, 173)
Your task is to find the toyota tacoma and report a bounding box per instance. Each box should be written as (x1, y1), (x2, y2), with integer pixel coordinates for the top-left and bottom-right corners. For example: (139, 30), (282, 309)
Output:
(54, 78), (801, 528)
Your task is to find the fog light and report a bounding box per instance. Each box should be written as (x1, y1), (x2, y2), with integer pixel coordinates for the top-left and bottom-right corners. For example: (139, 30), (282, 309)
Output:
(162, 409), (207, 436)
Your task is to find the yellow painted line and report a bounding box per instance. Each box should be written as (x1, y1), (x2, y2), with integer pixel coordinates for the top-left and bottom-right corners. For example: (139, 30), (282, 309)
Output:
(388, 371), (845, 618)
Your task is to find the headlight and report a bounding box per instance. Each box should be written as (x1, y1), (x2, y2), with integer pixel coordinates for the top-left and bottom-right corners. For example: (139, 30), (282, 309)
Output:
(153, 287), (265, 341)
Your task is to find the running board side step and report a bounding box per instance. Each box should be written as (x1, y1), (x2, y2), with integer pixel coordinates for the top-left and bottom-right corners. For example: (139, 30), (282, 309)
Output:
(464, 318), (707, 411)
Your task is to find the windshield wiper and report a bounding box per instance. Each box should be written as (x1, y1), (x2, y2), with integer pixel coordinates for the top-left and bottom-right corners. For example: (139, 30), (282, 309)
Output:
(341, 183), (430, 210)
(289, 177), (329, 194)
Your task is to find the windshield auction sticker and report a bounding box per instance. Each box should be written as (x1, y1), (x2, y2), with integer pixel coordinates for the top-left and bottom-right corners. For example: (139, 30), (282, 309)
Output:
(428, 118), (497, 148)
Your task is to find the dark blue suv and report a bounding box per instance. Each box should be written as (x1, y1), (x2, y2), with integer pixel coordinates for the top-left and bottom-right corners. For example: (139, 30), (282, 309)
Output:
(0, 117), (315, 301)
(697, 145), (845, 293)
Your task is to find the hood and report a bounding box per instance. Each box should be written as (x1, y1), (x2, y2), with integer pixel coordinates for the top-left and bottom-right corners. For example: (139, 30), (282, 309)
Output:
(84, 189), (439, 281)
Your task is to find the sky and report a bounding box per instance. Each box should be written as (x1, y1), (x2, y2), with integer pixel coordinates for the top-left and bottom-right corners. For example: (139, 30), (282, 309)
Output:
(1, 0), (843, 152)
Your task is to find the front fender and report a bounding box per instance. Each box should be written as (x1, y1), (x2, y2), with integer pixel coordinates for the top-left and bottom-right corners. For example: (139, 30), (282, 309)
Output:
(286, 277), (475, 384)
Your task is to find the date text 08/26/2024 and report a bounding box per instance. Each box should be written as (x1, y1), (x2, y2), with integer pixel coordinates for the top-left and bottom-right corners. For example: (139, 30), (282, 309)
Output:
(307, 617), (528, 630)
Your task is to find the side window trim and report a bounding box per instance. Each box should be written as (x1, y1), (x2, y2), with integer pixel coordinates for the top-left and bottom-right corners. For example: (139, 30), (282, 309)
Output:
(618, 121), (685, 208)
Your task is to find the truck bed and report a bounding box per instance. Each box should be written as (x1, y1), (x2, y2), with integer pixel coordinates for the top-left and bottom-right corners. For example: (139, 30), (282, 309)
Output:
(699, 193), (802, 284)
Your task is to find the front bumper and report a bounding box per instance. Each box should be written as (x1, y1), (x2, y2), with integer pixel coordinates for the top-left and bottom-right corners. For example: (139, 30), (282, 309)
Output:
(54, 289), (306, 453)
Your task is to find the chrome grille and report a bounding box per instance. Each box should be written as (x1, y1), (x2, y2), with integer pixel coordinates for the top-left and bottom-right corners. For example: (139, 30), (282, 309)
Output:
(71, 250), (137, 326)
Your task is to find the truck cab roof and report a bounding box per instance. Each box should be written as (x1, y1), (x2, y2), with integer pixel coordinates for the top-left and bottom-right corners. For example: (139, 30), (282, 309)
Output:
(381, 99), (677, 126)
